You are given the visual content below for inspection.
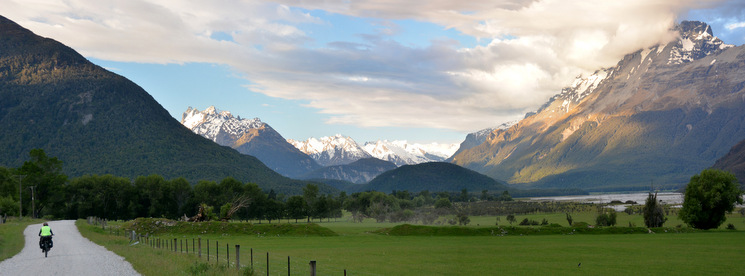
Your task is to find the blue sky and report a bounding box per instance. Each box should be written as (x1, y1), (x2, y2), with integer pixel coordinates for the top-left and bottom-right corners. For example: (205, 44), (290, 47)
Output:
(3, 0), (745, 144)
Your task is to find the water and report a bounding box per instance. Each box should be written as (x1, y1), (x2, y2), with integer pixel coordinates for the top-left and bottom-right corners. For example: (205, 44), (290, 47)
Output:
(529, 192), (684, 211)
(529, 192), (684, 205)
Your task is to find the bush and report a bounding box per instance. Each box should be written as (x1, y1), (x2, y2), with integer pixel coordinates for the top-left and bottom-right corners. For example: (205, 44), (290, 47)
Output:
(726, 223), (736, 230)
(506, 214), (516, 225)
(519, 218), (539, 226)
(595, 211), (617, 226)
(457, 213), (470, 225)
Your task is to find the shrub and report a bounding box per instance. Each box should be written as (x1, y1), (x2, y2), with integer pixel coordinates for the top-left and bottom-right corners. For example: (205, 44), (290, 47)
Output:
(506, 214), (516, 225)
(566, 213), (573, 226)
(457, 213), (470, 225)
(726, 223), (736, 230)
(595, 211), (617, 227)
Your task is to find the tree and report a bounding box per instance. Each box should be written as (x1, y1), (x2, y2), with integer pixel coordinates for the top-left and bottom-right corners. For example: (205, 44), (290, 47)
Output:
(286, 196), (307, 223)
(506, 214), (516, 225)
(434, 198), (451, 209)
(303, 184), (319, 222)
(16, 149), (67, 218)
(679, 169), (744, 230)
(642, 192), (667, 228)
(499, 190), (512, 201)
(566, 213), (573, 226)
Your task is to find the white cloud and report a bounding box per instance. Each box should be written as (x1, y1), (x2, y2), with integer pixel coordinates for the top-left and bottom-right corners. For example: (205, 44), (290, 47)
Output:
(726, 22), (745, 30)
(0, 0), (733, 132)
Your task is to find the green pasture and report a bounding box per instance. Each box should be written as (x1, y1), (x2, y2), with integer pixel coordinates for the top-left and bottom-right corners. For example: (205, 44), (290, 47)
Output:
(71, 210), (745, 276)
(0, 218), (43, 261)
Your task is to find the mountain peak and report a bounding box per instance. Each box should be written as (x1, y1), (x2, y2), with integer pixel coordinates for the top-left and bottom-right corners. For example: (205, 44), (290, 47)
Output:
(668, 20), (732, 65)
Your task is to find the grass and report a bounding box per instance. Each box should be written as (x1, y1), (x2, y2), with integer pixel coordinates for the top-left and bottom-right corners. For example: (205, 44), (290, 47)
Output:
(76, 220), (251, 276)
(72, 210), (745, 275)
(0, 218), (43, 261)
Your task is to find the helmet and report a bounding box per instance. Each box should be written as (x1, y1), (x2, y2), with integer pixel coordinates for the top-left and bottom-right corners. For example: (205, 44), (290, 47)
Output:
(43, 222), (48, 226)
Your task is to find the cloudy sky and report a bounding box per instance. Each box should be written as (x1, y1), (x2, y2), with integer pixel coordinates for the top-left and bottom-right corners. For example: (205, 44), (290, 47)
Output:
(3, 0), (745, 144)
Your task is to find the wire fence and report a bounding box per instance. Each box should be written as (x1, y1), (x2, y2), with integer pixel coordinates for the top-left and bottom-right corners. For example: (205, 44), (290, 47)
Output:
(88, 217), (386, 276)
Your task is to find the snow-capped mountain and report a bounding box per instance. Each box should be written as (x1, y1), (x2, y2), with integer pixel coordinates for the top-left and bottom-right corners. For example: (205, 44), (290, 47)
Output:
(181, 106), (321, 177)
(449, 121), (517, 160)
(363, 140), (459, 166)
(288, 134), (372, 166)
(183, 106), (263, 145)
(289, 135), (459, 167)
(451, 21), (745, 192)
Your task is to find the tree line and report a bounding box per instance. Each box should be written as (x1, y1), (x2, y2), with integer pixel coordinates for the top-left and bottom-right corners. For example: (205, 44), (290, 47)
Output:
(0, 149), (514, 223)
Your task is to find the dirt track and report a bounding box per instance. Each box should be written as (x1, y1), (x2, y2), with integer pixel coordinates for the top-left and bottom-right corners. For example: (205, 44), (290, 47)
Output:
(0, 220), (140, 275)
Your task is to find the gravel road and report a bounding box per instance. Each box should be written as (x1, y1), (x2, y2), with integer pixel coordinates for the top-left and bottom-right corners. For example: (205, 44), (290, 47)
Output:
(0, 220), (140, 276)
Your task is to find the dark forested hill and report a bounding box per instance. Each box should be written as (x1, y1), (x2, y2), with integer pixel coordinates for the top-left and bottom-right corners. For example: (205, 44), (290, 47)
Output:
(713, 139), (745, 185)
(360, 162), (508, 193)
(0, 15), (329, 194)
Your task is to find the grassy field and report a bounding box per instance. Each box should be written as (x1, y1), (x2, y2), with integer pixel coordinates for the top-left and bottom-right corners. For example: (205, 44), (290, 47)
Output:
(74, 211), (745, 276)
(0, 218), (43, 262)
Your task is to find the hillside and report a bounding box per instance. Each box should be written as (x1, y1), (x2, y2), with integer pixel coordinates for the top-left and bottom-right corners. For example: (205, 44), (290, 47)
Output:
(360, 162), (508, 193)
(0, 15), (329, 194)
(451, 21), (745, 192)
(713, 139), (745, 185)
(300, 157), (397, 184)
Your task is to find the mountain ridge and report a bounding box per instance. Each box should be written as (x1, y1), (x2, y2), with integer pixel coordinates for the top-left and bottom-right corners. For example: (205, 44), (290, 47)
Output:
(451, 21), (745, 191)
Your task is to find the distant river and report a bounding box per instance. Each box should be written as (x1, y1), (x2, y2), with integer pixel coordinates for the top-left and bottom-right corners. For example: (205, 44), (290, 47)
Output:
(529, 192), (684, 210)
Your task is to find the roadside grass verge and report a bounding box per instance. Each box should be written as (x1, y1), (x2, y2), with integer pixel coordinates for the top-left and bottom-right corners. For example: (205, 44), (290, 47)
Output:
(0, 218), (43, 261)
(76, 219), (252, 276)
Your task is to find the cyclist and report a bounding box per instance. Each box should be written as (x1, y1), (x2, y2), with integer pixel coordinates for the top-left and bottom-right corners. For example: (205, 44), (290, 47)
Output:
(39, 222), (54, 251)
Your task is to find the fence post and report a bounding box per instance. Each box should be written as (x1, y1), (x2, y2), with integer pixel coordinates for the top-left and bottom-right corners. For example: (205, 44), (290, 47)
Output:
(192, 238), (195, 254)
(181, 239), (183, 253)
(227, 243), (230, 268)
(266, 252), (269, 276)
(251, 248), (253, 269)
(235, 245), (240, 270)
(288, 256), (290, 276)
(216, 241), (219, 264)
(309, 261), (316, 276)
(207, 239), (210, 261)
(174, 238), (177, 252)
(198, 238), (202, 258)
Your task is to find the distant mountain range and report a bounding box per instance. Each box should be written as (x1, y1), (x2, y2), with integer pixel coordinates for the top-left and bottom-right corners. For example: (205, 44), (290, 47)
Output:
(181, 106), (321, 178)
(451, 21), (745, 192)
(288, 135), (372, 167)
(289, 135), (458, 166)
(182, 108), (459, 183)
(0, 15), (331, 195)
(300, 158), (397, 184)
